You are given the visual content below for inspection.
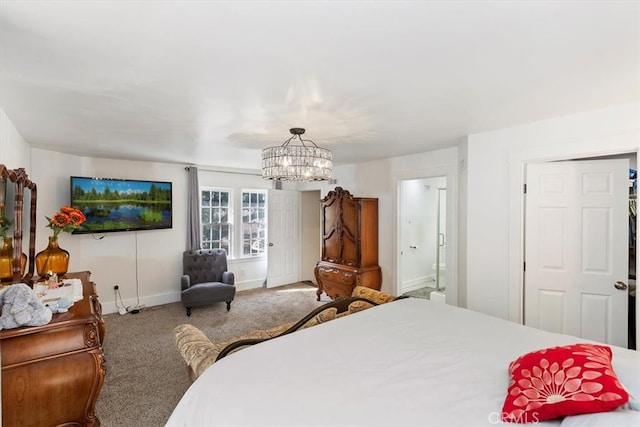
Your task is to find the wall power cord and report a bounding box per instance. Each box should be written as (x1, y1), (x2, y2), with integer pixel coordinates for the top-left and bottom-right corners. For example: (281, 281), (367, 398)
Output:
(113, 285), (129, 315)
(129, 303), (146, 314)
(114, 284), (146, 315)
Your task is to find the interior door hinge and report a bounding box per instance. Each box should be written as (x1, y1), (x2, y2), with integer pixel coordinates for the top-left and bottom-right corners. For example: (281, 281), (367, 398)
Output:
(523, 261), (526, 271)
(523, 183), (527, 194)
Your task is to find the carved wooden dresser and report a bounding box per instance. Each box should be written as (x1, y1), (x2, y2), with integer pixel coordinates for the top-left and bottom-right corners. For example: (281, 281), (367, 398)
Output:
(1, 271), (106, 426)
(314, 187), (382, 300)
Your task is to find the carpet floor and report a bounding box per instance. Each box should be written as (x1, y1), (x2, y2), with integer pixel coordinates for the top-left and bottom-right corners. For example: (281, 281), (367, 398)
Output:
(96, 282), (329, 426)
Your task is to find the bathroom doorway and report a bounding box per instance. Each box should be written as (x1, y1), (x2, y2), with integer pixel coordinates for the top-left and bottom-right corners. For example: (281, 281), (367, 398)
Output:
(399, 176), (447, 300)
(435, 187), (446, 291)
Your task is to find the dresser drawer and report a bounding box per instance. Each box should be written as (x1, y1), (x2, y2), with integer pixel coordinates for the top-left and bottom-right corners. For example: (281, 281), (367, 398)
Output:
(316, 266), (357, 285)
(1, 321), (101, 366)
(315, 264), (357, 300)
(321, 280), (354, 300)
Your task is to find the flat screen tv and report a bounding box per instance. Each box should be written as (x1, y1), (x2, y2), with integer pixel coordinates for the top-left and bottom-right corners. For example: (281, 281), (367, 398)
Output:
(70, 176), (172, 234)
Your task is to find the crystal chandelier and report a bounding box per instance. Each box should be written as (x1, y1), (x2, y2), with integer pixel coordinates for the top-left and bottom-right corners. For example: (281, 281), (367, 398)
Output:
(261, 128), (333, 181)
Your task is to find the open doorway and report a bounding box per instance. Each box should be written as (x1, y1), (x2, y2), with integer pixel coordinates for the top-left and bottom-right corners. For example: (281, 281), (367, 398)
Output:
(398, 176), (447, 300)
(300, 190), (321, 284)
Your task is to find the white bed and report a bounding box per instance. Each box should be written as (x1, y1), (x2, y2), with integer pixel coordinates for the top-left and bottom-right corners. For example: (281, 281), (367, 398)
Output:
(167, 298), (640, 426)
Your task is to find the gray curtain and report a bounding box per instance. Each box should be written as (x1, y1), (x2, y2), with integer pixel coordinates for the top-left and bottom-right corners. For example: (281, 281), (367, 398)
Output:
(186, 166), (201, 250)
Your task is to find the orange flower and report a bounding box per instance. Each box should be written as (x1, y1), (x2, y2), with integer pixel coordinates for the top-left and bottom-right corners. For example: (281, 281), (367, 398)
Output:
(51, 213), (70, 227)
(46, 205), (86, 238)
(67, 209), (86, 225)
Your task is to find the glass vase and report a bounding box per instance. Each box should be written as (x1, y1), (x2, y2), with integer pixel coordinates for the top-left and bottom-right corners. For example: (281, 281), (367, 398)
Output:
(0, 237), (27, 284)
(35, 235), (70, 277)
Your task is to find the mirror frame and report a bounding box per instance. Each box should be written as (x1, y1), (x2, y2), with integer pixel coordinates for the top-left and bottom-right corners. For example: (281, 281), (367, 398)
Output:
(0, 165), (37, 284)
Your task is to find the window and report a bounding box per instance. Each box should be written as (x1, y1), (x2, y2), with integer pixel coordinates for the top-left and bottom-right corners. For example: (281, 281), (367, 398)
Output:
(201, 189), (231, 253)
(241, 191), (267, 256)
(200, 188), (267, 258)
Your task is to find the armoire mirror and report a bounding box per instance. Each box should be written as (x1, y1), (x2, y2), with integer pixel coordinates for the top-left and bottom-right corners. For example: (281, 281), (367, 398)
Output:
(0, 164), (37, 285)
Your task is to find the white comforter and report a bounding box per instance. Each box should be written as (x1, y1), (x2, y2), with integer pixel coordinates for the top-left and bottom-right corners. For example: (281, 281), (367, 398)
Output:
(167, 298), (640, 426)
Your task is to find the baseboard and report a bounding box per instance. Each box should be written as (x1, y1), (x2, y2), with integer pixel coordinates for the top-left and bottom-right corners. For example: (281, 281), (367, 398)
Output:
(102, 279), (265, 314)
(102, 291), (181, 315)
(235, 278), (265, 291)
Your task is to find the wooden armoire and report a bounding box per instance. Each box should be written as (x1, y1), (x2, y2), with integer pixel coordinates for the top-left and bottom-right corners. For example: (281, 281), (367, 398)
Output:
(314, 187), (382, 300)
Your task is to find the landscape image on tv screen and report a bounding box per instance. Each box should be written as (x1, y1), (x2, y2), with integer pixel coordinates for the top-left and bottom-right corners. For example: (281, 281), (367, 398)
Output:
(70, 176), (172, 234)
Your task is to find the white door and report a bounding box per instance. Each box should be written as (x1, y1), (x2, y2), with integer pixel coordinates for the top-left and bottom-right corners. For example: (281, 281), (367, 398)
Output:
(267, 189), (300, 287)
(525, 159), (629, 347)
(398, 177), (446, 294)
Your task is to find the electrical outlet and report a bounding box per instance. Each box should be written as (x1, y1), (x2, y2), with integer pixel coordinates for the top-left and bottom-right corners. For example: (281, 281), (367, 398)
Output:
(113, 284), (119, 290)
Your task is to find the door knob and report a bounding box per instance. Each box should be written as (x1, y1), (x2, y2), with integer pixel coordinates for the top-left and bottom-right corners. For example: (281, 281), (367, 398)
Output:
(614, 281), (628, 291)
(268, 242), (274, 247)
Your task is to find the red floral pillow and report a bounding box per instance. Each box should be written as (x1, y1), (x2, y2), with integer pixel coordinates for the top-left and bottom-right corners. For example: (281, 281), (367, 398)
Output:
(502, 343), (629, 423)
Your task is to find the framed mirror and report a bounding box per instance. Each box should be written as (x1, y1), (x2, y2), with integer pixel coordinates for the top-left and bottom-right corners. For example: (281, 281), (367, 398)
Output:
(0, 165), (37, 285)
(0, 177), (5, 206)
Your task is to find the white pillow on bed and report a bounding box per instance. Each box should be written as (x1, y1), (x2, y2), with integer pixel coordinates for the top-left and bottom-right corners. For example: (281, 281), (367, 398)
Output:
(612, 356), (640, 411)
(559, 409), (640, 427)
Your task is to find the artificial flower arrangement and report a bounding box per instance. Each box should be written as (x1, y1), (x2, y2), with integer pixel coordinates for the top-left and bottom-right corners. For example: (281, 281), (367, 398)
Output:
(46, 206), (87, 237)
(0, 203), (12, 239)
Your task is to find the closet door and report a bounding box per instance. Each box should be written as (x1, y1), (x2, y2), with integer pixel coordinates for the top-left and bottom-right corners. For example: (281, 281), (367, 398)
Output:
(525, 159), (629, 347)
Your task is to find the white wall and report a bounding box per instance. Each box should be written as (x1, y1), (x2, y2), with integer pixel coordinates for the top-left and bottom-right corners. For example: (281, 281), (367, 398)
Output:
(466, 102), (639, 323)
(330, 146), (459, 304)
(30, 150), (187, 313)
(0, 108), (30, 170)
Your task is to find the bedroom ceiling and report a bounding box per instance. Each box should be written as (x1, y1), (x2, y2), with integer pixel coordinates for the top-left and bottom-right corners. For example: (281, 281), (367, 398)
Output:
(0, 1), (638, 170)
